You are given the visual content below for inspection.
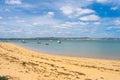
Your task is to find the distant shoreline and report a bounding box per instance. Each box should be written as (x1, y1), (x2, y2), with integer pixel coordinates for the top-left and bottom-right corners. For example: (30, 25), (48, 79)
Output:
(0, 37), (120, 41)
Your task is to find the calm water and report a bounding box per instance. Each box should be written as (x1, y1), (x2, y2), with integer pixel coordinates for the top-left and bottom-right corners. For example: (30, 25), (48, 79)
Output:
(1, 40), (120, 60)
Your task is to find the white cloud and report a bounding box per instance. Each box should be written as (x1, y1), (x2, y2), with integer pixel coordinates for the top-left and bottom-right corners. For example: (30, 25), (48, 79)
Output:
(62, 21), (89, 27)
(75, 8), (95, 16)
(6, 14), (60, 29)
(5, 0), (22, 5)
(32, 22), (40, 26)
(52, 22), (77, 29)
(79, 21), (89, 25)
(62, 22), (79, 27)
(19, 3), (36, 9)
(96, 0), (107, 3)
(106, 26), (113, 30)
(55, 0), (94, 10)
(60, 6), (74, 15)
(32, 15), (60, 27)
(53, 25), (68, 29)
(60, 6), (95, 18)
(0, 16), (3, 19)
(53, 21), (89, 29)
(47, 12), (55, 17)
(93, 22), (101, 25)
(107, 26), (120, 30)
(79, 14), (100, 21)
(96, 0), (120, 5)
(111, 6), (119, 10)
(114, 20), (120, 25)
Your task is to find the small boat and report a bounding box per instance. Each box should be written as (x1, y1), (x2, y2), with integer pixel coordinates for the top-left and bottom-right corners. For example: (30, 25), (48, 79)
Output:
(21, 40), (26, 43)
(50, 40), (53, 42)
(57, 40), (61, 44)
(45, 43), (49, 45)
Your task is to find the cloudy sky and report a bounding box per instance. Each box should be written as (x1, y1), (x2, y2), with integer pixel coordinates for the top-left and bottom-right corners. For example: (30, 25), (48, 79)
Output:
(0, 0), (120, 38)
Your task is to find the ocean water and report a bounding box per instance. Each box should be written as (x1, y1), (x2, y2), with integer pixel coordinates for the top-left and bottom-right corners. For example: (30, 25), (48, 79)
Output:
(1, 40), (120, 60)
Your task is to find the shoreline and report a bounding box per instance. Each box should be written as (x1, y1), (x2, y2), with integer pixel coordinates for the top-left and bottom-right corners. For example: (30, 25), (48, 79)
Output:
(0, 42), (120, 80)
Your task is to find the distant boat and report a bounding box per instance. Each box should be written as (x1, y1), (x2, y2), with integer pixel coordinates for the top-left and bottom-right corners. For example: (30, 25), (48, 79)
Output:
(50, 40), (53, 42)
(21, 40), (26, 43)
(45, 43), (49, 45)
(57, 40), (61, 44)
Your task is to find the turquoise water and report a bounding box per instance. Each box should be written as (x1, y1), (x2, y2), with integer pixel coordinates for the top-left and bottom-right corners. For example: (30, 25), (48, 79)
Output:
(1, 40), (120, 60)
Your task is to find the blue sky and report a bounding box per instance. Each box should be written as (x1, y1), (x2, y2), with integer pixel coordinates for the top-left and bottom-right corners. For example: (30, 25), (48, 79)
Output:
(0, 0), (120, 38)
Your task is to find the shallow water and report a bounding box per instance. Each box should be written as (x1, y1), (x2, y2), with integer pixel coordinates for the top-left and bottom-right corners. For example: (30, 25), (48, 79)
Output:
(1, 40), (120, 60)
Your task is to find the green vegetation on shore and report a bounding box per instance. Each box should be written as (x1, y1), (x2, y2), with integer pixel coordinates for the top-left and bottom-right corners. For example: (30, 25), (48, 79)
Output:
(0, 76), (8, 80)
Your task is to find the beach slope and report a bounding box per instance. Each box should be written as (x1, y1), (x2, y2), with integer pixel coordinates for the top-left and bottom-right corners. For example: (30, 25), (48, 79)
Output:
(0, 42), (120, 80)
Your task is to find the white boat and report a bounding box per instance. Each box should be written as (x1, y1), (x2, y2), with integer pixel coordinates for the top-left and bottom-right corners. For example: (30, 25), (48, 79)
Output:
(21, 40), (26, 43)
(57, 40), (61, 44)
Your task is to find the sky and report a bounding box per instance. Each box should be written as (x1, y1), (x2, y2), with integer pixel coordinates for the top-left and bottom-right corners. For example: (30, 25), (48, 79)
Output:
(0, 0), (120, 38)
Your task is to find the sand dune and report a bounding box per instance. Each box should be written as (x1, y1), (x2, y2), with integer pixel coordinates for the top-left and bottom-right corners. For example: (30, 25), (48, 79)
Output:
(0, 42), (120, 80)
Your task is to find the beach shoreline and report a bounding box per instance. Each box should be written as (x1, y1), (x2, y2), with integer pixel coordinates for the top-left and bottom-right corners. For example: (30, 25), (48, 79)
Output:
(0, 42), (120, 80)
(9, 42), (120, 61)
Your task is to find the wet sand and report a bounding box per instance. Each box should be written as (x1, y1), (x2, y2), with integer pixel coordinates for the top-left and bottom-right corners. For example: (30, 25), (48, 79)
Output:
(0, 42), (120, 80)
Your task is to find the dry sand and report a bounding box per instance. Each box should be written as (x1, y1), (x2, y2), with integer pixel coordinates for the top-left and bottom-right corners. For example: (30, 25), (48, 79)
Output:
(0, 42), (120, 80)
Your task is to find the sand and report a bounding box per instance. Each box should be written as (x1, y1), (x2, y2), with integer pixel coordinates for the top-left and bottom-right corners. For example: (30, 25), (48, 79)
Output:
(0, 42), (120, 80)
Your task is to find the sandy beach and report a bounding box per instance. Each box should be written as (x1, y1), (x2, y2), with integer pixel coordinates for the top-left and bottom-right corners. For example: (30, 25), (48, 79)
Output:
(0, 42), (120, 80)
